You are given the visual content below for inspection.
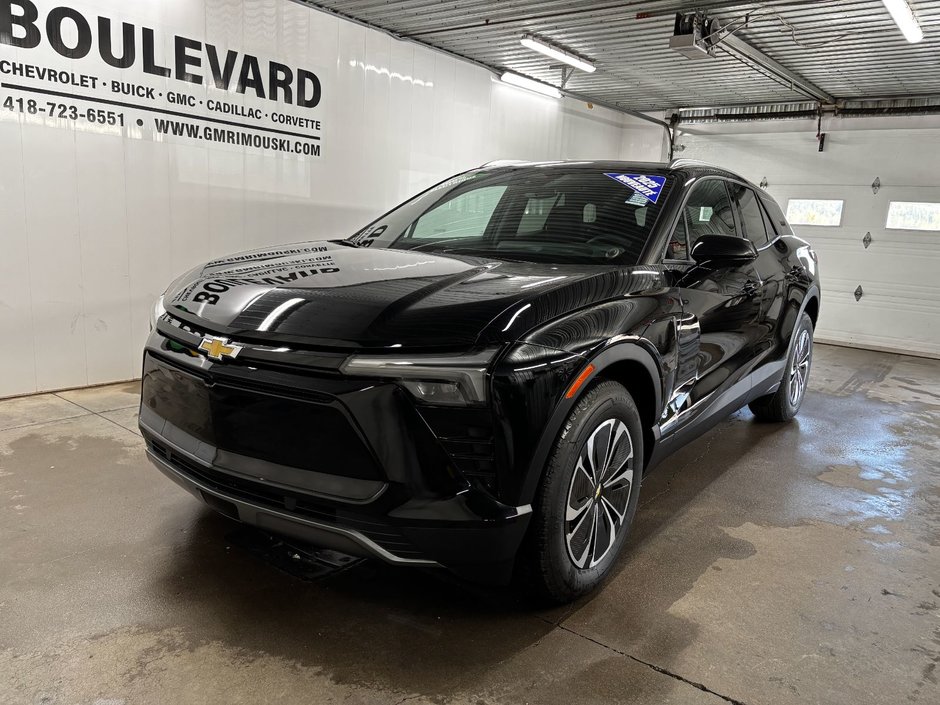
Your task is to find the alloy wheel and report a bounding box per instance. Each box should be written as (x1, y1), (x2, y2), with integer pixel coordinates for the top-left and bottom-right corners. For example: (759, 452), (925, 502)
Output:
(564, 418), (634, 569)
(788, 328), (812, 407)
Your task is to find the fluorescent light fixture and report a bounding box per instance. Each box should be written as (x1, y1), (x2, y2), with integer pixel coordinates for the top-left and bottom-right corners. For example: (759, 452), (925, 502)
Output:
(881, 0), (924, 43)
(499, 72), (561, 98)
(520, 35), (596, 73)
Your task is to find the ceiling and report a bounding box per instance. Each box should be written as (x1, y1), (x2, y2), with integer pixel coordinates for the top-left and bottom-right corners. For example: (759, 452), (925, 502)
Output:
(299, 1), (940, 114)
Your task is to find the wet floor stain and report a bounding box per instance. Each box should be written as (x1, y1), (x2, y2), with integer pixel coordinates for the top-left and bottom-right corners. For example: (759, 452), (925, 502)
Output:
(1, 626), (397, 705)
(560, 346), (940, 705)
(1, 345), (939, 705)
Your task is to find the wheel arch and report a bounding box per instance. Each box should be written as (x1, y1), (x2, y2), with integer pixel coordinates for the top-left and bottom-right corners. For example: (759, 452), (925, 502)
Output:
(518, 341), (663, 506)
(594, 359), (659, 472)
(779, 283), (820, 358)
(802, 292), (820, 329)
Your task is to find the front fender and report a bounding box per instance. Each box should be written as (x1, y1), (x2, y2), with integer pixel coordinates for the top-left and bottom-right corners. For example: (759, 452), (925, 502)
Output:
(500, 340), (663, 507)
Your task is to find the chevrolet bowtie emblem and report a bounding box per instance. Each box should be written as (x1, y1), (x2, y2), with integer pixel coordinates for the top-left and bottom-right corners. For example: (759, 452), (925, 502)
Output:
(198, 336), (242, 361)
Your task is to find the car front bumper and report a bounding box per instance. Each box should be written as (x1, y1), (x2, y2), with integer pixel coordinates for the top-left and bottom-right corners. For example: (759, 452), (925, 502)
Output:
(139, 335), (532, 583)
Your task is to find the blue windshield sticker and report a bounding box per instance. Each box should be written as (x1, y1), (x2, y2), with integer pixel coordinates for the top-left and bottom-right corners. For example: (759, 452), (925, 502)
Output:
(604, 173), (667, 203)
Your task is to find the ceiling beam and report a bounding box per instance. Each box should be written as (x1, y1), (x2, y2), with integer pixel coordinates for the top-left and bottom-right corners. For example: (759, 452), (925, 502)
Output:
(719, 34), (835, 104)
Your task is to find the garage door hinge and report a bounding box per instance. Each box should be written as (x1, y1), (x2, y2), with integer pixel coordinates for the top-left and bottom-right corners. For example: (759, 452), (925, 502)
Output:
(871, 177), (881, 194)
(862, 232), (872, 249)
(854, 285), (864, 302)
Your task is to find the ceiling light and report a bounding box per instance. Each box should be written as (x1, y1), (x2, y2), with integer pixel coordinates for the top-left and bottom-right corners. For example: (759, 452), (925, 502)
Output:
(499, 72), (562, 98)
(881, 0), (924, 43)
(520, 35), (596, 73)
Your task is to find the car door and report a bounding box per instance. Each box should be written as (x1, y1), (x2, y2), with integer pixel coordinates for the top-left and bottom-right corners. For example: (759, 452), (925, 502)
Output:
(662, 177), (764, 426)
(728, 182), (785, 364)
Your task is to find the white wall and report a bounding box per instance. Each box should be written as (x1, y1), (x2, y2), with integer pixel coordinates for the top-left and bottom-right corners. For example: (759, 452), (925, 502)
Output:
(0, 0), (664, 398)
(677, 115), (940, 358)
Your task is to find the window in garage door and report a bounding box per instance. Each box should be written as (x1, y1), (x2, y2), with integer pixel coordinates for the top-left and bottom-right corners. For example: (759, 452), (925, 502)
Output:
(886, 201), (940, 231)
(785, 199), (844, 227)
(730, 184), (769, 247)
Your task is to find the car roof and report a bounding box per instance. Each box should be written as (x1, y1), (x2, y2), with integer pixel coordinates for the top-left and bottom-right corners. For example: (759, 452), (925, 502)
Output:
(476, 159), (755, 189)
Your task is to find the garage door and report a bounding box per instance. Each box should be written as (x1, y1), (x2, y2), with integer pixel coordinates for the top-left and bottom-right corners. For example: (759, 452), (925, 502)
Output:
(680, 125), (940, 358)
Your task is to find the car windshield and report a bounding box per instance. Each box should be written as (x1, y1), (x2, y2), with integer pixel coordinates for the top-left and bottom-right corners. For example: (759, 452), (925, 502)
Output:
(349, 167), (675, 265)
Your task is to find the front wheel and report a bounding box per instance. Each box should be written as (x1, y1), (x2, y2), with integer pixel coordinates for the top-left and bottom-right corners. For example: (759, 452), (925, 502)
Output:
(521, 380), (643, 603)
(749, 312), (814, 422)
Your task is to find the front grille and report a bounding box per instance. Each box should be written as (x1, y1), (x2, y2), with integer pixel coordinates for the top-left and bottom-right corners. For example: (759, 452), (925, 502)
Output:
(150, 440), (425, 559)
(156, 316), (349, 374)
(142, 353), (382, 481)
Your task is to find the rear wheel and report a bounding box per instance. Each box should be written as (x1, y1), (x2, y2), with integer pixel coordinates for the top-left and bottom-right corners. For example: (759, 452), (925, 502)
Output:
(749, 312), (814, 422)
(521, 380), (643, 603)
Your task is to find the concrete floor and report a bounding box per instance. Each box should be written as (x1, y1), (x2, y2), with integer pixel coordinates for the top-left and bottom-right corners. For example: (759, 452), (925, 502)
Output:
(1, 344), (938, 705)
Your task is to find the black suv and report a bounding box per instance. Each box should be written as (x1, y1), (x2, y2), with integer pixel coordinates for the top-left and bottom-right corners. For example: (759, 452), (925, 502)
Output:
(141, 160), (820, 601)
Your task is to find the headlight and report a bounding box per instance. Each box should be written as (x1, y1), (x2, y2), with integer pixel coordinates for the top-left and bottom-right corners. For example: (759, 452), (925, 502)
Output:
(149, 295), (166, 330)
(340, 348), (500, 406)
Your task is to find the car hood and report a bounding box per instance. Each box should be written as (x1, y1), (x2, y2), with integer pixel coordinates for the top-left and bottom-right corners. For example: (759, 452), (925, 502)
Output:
(163, 241), (661, 350)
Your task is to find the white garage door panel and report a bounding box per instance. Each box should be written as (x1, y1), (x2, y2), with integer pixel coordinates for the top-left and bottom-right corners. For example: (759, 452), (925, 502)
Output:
(681, 128), (940, 187)
(681, 126), (940, 358)
(818, 297), (939, 356)
(772, 184), (940, 357)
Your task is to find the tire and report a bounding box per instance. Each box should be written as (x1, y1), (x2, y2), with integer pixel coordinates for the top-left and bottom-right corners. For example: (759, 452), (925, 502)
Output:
(521, 380), (644, 603)
(749, 312), (814, 422)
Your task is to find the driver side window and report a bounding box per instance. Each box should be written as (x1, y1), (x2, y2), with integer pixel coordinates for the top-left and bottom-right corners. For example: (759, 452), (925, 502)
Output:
(665, 180), (737, 261)
(667, 213), (689, 260)
(683, 179), (737, 249)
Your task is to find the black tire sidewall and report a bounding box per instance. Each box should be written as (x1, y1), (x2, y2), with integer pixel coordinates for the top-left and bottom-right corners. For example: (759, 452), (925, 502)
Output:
(534, 381), (644, 600)
(783, 313), (814, 416)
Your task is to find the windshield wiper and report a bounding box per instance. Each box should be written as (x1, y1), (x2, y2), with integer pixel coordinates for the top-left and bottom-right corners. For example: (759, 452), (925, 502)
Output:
(437, 246), (535, 262)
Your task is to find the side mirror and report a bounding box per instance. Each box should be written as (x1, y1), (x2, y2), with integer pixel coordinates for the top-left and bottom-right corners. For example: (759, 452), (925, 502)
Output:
(690, 235), (758, 265)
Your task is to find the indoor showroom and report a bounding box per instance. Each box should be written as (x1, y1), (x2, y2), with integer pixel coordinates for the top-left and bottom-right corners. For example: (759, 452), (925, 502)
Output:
(2, 0), (939, 703)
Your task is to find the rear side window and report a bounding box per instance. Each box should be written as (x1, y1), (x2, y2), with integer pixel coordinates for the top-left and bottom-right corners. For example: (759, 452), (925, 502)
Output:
(760, 202), (778, 238)
(731, 184), (769, 247)
(683, 179), (737, 247)
(762, 198), (794, 236)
